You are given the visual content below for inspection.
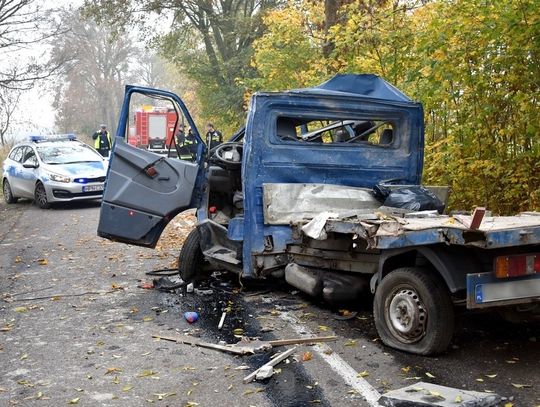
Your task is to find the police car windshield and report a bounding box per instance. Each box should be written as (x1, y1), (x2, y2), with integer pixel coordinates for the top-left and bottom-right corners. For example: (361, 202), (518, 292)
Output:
(37, 143), (102, 165)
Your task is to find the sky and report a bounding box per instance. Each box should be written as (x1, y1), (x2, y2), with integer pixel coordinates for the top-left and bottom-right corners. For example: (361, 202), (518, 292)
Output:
(7, 0), (83, 141)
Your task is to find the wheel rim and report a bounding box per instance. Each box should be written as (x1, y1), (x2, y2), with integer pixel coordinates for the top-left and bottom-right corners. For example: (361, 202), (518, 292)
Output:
(35, 184), (48, 206)
(386, 287), (427, 343)
(3, 181), (11, 201)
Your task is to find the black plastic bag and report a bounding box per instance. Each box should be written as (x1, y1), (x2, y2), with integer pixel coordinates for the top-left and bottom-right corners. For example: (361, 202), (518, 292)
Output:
(382, 186), (445, 213)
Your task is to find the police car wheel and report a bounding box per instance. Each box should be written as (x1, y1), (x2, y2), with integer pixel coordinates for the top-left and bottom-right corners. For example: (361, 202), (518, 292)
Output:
(34, 182), (51, 209)
(3, 179), (18, 204)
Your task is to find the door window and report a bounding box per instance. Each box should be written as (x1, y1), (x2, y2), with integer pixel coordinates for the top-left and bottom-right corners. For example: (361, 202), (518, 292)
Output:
(276, 117), (395, 147)
(126, 93), (199, 162)
(9, 147), (24, 162)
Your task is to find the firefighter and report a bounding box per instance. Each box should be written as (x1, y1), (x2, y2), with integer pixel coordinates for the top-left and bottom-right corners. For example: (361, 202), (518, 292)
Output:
(205, 123), (223, 149)
(184, 127), (198, 160)
(92, 124), (112, 157)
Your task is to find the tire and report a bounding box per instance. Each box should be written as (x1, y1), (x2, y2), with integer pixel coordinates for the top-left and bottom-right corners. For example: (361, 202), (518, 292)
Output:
(3, 179), (18, 204)
(373, 267), (454, 355)
(178, 229), (206, 283)
(34, 182), (51, 209)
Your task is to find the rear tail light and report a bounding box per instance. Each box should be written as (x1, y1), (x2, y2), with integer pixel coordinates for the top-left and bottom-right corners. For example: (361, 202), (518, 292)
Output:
(494, 254), (539, 278)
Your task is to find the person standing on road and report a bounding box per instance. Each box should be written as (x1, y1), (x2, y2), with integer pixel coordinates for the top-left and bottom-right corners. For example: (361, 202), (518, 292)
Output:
(92, 124), (112, 157)
(205, 123), (223, 150)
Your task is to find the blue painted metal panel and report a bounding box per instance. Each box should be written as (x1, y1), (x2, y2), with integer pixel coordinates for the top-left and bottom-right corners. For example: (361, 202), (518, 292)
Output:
(241, 76), (424, 276)
(466, 272), (540, 309)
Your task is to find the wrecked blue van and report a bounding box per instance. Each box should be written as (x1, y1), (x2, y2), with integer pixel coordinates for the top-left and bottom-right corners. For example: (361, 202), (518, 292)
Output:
(98, 74), (540, 355)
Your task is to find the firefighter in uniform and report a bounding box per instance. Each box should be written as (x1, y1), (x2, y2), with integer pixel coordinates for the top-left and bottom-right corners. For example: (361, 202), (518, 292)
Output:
(184, 127), (198, 160)
(205, 123), (223, 149)
(92, 124), (112, 157)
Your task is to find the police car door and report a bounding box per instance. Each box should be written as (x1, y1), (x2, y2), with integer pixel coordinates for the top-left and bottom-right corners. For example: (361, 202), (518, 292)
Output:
(97, 86), (205, 248)
(18, 147), (39, 196)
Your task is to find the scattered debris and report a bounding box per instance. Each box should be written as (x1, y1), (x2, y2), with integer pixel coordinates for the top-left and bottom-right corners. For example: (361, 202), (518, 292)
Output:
(153, 277), (185, 291)
(184, 312), (199, 323)
(255, 365), (275, 380)
(194, 288), (213, 296)
(186, 283), (194, 293)
(153, 334), (337, 355)
(218, 312), (227, 330)
(334, 310), (358, 320)
(244, 347), (297, 384)
(378, 382), (501, 407)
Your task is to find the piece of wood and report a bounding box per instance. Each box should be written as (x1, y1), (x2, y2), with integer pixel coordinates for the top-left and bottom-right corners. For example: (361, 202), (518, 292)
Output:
(470, 207), (486, 230)
(218, 312), (226, 330)
(243, 347), (297, 384)
(152, 335), (253, 355)
(267, 335), (337, 347)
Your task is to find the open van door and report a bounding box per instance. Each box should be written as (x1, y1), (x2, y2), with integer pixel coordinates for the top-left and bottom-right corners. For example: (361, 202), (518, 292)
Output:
(97, 86), (205, 247)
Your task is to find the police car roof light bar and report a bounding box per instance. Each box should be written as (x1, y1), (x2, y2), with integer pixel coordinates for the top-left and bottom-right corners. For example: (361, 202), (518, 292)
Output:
(29, 134), (77, 143)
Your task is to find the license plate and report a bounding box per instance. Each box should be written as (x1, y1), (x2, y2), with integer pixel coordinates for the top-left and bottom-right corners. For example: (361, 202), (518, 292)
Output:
(83, 185), (104, 192)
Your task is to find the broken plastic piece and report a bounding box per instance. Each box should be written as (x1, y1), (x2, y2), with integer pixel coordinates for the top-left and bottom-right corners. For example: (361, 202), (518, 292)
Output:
(184, 312), (199, 323)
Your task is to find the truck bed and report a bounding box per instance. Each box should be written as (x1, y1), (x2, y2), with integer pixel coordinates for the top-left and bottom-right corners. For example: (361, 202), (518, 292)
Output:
(303, 211), (540, 249)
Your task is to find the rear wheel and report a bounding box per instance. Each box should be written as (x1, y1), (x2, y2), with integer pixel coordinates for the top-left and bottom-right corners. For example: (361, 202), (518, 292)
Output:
(373, 267), (454, 355)
(178, 229), (206, 283)
(3, 179), (18, 203)
(34, 182), (51, 209)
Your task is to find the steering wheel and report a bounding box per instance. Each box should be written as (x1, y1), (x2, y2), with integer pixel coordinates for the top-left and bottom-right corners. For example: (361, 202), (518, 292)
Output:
(212, 142), (243, 169)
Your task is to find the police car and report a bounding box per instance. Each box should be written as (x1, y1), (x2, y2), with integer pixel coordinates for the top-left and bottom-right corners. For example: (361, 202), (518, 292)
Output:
(2, 135), (108, 208)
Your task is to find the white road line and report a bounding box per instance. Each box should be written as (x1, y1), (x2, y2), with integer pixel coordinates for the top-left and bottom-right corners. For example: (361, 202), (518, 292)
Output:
(279, 311), (382, 406)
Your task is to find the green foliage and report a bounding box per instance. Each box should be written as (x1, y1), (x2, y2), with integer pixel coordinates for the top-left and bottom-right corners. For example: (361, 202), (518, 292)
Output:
(249, 0), (540, 214)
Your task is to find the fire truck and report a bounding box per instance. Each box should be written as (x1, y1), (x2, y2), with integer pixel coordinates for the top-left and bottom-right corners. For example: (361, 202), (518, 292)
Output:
(127, 105), (178, 154)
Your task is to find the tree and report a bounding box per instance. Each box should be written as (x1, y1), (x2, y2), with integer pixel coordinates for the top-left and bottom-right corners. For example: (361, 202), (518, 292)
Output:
(51, 10), (136, 141)
(83, 0), (281, 134)
(0, 0), (64, 90)
(0, 88), (21, 146)
(249, 0), (539, 213)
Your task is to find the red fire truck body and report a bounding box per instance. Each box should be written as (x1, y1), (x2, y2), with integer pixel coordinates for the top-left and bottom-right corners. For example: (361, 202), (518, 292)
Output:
(128, 107), (178, 153)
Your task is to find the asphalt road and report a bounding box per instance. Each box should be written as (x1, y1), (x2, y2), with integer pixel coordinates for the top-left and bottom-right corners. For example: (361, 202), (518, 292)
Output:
(0, 200), (538, 407)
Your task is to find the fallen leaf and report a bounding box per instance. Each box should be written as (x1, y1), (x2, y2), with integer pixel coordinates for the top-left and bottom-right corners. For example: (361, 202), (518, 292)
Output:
(14, 306), (28, 313)
(15, 256), (22, 263)
(511, 383), (531, 389)
(357, 370), (369, 378)
(302, 351), (313, 361)
(344, 340), (356, 347)
(233, 328), (244, 335)
(504, 404), (513, 407)
(401, 366), (411, 374)
(111, 283), (124, 290)
(425, 372), (436, 379)
(112, 376), (120, 384)
(318, 325), (329, 332)
(137, 370), (158, 377)
(105, 367), (122, 375)
(37, 259), (48, 265)
(122, 385), (133, 392)
(142, 316), (154, 322)
(74, 389), (84, 392)
(20, 354), (28, 360)
(243, 390), (254, 396)
(68, 398), (80, 404)
(476, 378), (484, 382)
(428, 390), (444, 400)
(455, 395), (463, 403)
(485, 374), (497, 378)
